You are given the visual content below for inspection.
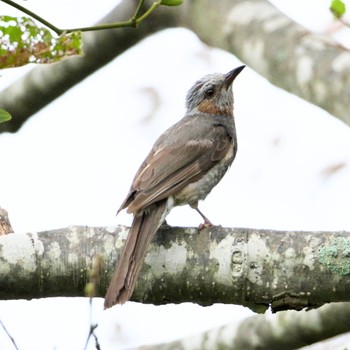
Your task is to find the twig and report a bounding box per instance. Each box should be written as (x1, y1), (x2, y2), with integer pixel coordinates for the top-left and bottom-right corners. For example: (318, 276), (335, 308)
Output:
(0, 319), (19, 350)
(0, 0), (163, 35)
(83, 256), (102, 350)
(339, 17), (350, 28)
(1, 0), (61, 33)
(83, 299), (99, 350)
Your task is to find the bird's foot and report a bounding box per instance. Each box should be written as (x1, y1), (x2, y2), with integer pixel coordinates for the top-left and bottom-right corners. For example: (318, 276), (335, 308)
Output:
(191, 203), (214, 230)
(198, 221), (213, 230)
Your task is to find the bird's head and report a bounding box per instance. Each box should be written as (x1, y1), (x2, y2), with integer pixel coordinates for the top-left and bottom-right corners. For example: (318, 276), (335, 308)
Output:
(185, 65), (245, 116)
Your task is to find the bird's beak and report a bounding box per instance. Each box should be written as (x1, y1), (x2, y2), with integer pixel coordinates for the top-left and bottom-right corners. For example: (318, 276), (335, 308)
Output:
(224, 65), (245, 89)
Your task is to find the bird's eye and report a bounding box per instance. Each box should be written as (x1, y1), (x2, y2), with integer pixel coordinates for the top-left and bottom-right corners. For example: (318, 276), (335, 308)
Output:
(205, 87), (215, 99)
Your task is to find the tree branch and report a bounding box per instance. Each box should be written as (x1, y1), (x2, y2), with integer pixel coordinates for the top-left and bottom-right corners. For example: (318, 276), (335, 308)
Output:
(1, 225), (350, 312)
(182, 0), (350, 126)
(1, 0), (166, 34)
(0, 0), (181, 132)
(2, 0), (349, 132)
(139, 302), (350, 350)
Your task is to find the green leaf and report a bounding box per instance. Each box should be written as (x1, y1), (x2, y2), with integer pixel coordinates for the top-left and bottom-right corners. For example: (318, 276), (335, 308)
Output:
(0, 16), (83, 69)
(330, 0), (346, 18)
(160, 0), (183, 6)
(0, 109), (12, 123)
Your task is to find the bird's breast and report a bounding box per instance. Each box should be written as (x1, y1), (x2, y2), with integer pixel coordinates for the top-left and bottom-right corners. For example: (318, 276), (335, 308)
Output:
(174, 145), (235, 206)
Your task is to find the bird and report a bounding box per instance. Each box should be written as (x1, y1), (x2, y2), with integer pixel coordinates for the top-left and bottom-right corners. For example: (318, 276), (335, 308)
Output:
(104, 65), (245, 309)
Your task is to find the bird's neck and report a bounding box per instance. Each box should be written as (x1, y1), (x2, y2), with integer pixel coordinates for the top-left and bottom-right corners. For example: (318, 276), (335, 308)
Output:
(196, 100), (233, 117)
(187, 107), (234, 118)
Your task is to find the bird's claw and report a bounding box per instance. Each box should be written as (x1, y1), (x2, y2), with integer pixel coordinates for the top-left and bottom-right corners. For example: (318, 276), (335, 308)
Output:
(198, 220), (214, 230)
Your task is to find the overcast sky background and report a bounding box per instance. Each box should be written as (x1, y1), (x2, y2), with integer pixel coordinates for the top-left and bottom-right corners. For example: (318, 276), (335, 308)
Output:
(0, 0), (350, 349)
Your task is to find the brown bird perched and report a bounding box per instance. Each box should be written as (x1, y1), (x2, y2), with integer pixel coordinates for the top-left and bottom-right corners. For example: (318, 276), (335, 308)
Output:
(104, 65), (245, 308)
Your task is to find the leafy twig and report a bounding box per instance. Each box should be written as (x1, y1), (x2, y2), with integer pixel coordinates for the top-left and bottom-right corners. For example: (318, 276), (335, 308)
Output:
(330, 0), (350, 27)
(0, 0), (178, 35)
(1, 0), (61, 33)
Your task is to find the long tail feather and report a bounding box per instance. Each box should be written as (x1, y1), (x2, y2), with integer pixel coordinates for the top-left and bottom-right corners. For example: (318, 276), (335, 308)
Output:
(104, 200), (168, 308)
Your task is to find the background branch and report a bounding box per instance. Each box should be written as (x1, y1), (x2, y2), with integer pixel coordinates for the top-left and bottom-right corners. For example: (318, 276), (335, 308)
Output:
(1, 0), (349, 133)
(182, 0), (350, 126)
(1, 225), (350, 312)
(0, 0), (181, 132)
(140, 302), (350, 350)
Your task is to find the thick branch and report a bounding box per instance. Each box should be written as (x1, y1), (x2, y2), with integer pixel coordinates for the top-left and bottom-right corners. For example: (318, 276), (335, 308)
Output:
(183, 0), (350, 125)
(1, 225), (350, 312)
(1, 0), (349, 132)
(140, 302), (350, 350)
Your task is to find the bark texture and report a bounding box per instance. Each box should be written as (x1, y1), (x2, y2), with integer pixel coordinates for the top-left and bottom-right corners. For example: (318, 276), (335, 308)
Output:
(1, 0), (349, 132)
(1, 225), (350, 312)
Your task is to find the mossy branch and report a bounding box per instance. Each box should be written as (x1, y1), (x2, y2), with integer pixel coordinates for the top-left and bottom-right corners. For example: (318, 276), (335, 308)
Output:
(1, 225), (350, 313)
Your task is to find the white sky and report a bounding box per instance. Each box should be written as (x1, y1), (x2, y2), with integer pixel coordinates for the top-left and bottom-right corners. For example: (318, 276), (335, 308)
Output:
(0, 1), (350, 349)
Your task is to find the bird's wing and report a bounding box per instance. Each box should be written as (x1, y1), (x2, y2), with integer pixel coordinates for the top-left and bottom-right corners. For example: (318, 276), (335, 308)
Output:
(124, 120), (233, 213)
